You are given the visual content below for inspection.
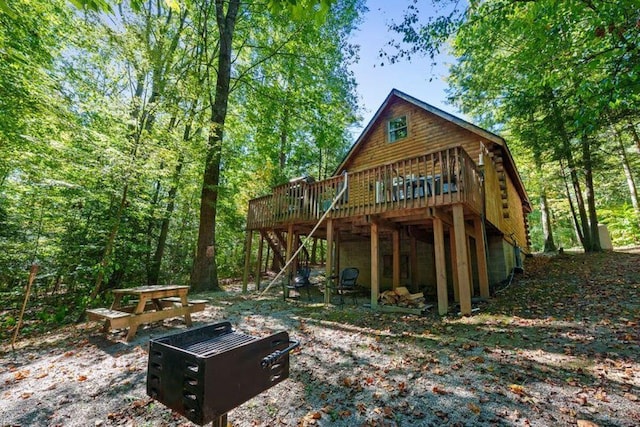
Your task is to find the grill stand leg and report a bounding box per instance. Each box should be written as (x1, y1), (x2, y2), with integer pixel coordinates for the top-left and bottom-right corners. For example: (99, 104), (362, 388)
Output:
(210, 414), (227, 427)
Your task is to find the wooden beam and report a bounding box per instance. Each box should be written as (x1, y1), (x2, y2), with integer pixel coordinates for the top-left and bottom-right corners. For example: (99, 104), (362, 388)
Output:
(367, 215), (399, 231)
(370, 221), (380, 308)
(433, 217), (448, 315)
(325, 218), (334, 305)
(474, 217), (490, 298)
(255, 234), (264, 291)
(433, 208), (454, 227)
(453, 204), (472, 315)
(241, 230), (253, 293)
(392, 229), (400, 290)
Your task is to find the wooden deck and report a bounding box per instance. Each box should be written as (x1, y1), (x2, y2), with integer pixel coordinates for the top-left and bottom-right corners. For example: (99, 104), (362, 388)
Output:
(247, 146), (483, 231)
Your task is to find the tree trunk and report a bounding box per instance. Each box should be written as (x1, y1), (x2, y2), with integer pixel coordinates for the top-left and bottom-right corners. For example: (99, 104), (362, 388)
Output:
(540, 190), (556, 252)
(534, 150), (556, 252)
(582, 135), (600, 251)
(190, 0), (240, 292)
(149, 148), (186, 285)
(551, 96), (591, 251)
(91, 73), (146, 299)
(628, 121), (640, 153)
(91, 184), (129, 299)
(616, 129), (640, 217)
(560, 158), (583, 247)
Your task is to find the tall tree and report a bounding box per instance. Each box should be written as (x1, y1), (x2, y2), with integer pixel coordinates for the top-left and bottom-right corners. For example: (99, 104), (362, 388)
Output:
(189, 0), (361, 291)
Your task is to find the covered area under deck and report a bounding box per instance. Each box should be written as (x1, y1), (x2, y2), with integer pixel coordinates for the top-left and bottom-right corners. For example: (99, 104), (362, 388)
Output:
(242, 146), (493, 315)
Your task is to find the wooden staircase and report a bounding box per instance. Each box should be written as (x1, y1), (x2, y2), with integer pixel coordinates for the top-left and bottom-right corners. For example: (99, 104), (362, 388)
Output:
(260, 230), (311, 272)
(490, 146), (510, 219)
(261, 230), (286, 271)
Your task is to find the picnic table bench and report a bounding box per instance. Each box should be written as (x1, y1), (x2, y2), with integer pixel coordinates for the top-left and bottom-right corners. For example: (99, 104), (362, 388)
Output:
(86, 285), (206, 341)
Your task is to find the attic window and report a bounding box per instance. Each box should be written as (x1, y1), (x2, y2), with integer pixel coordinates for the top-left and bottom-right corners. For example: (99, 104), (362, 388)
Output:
(388, 116), (408, 142)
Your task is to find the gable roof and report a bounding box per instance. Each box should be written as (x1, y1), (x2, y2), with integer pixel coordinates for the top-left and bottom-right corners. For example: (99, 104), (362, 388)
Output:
(336, 88), (531, 211)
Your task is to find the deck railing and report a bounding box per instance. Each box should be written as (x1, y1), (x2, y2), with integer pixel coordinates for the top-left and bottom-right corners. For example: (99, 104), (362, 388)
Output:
(247, 146), (483, 230)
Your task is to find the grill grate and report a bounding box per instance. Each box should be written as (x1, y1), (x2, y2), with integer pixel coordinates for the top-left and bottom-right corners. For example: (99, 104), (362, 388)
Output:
(182, 332), (257, 357)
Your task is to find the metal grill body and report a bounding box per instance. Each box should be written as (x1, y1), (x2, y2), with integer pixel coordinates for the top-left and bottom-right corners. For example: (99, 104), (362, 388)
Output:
(147, 322), (292, 425)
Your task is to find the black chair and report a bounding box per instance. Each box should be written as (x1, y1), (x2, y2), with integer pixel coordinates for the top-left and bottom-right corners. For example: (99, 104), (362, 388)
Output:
(333, 267), (359, 307)
(285, 266), (312, 300)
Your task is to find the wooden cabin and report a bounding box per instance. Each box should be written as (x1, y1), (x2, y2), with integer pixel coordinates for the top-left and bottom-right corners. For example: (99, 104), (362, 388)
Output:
(242, 89), (531, 315)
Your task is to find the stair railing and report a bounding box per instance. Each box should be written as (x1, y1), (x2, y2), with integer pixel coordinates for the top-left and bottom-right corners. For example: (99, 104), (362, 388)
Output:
(260, 171), (348, 296)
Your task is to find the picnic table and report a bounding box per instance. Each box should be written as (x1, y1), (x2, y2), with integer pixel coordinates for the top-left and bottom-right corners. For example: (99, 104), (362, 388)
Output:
(86, 285), (206, 342)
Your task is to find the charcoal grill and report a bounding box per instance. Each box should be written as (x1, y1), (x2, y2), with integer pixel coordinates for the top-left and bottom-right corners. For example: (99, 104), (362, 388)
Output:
(147, 321), (299, 426)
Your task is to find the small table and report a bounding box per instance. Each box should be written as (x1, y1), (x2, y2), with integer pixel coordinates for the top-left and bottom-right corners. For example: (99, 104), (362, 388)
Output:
(111, 285), (193, 341)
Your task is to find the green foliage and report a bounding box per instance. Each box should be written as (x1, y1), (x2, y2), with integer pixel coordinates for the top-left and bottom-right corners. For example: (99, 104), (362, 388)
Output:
(387, 0), (640, 251)
(0, 0), (363, 331)
(598, 205), (640, 246)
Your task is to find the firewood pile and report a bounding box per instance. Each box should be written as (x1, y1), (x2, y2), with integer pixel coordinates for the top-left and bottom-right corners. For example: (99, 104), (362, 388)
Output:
(378, 286), (426, 309)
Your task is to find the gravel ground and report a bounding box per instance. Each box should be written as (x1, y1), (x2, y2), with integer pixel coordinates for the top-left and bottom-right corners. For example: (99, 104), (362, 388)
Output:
(1, 250), (639, 427)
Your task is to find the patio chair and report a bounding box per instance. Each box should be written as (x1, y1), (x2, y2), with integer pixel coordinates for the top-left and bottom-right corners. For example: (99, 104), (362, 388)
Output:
(285, 266), (312, 300)
(333, 267), (359, 307)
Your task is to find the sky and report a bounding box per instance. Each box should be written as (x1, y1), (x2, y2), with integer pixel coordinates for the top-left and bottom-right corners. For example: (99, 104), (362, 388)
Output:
(347, 0), (459, 130)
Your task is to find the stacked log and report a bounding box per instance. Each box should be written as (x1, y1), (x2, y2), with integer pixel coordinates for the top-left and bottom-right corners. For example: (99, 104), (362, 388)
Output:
(379, 286), (426, 309)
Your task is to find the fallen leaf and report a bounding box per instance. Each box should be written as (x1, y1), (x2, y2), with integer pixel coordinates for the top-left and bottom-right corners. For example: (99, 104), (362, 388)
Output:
(434, 410), (448, 419)
(575, 395), (588, 406)
(77, 375), (87, 382)
(432, 386), (448, 395)
(509, 384), (526, 396)
(14, 370), (30, 381)
(624, 392), (638, 402)
(468, 402), (481, 414)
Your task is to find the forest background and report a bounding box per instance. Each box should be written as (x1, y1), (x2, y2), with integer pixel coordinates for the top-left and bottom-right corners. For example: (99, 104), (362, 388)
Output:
(1, 0), (639, 335)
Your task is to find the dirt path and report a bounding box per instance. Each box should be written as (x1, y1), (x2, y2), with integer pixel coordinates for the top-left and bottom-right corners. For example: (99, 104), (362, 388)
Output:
(1, 250), (639, 426)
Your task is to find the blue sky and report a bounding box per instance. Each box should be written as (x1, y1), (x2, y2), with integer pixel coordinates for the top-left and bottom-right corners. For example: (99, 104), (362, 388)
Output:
(348, 0), (459, 130)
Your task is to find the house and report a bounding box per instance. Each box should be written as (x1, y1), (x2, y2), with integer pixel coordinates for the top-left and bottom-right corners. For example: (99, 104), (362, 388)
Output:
(242, 89), (531, 315)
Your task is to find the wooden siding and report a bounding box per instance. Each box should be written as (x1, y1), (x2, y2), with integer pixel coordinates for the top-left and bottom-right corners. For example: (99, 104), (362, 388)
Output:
(341, 99), (490, 176)
(483, 149), (504, 229)
(502, 177), (529, 250)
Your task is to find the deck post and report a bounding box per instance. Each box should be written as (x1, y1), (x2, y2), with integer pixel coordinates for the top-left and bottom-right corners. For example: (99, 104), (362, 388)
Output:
(325, 218), (334, 305)
(434, 217), (448, 315)
(450, 228), (459, 303)
(335, 230), (341, 281)
(285, 224), (294, 298)
(392, 229), (400, 290)
(453, 204), (472, 315)
(474, 217), (490, 298)
(242, 230), (253, 293)
(255, 234), (264, 291)
(370, 221), (380, 308)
